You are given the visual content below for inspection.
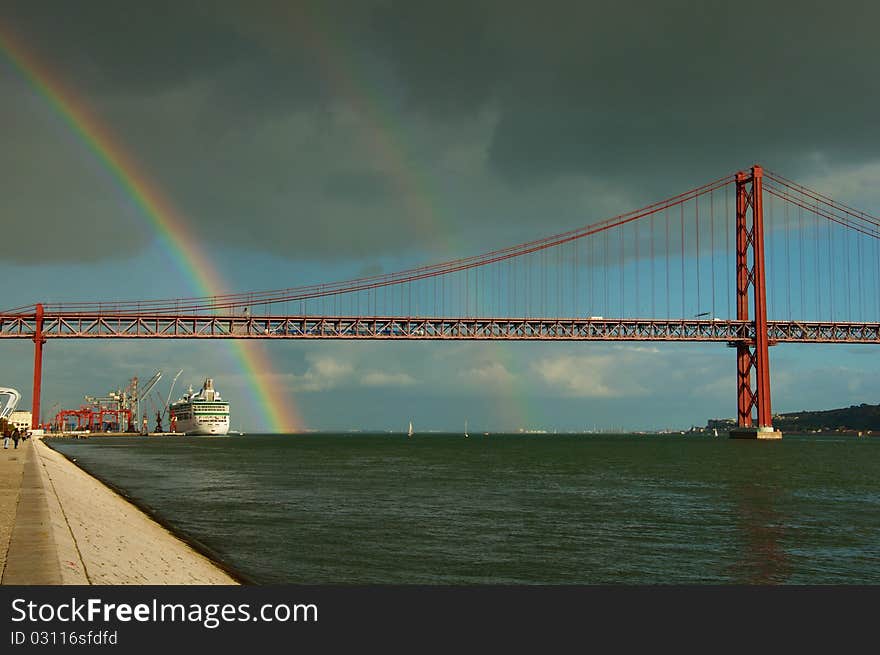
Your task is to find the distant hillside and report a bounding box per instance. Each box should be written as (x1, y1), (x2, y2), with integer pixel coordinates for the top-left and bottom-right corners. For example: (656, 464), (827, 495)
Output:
(708, 402), (880, 433)
(773, 403), (880, 432)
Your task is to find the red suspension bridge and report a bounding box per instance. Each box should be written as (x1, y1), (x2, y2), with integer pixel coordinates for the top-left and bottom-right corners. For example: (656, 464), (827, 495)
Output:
(3, 166), (879, 437)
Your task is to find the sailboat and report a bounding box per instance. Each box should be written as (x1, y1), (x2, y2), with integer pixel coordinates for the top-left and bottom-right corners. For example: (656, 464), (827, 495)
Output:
(464, 419), (469, 438)
(713, 428), (719, 438)
(407, 420), (413, 438)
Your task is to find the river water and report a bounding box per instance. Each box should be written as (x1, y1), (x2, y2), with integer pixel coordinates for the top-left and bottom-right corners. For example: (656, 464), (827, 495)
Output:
(50, 433), (880, 584)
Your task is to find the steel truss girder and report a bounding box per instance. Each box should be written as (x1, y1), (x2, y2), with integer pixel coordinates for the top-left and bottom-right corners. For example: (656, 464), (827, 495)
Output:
(1, 314), (879, 343)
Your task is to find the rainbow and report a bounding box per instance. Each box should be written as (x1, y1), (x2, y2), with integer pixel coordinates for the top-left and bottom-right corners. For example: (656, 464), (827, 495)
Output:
(264, 4), (452, 251)
(255, 7), (534, 431)
(0, 26), (303, 433)
(283, 10), (533, 430)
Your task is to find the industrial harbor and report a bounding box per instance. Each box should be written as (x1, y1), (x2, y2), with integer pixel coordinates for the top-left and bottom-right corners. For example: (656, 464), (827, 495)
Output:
(7, 370), (233, 438)
(45, 368), (183, 435)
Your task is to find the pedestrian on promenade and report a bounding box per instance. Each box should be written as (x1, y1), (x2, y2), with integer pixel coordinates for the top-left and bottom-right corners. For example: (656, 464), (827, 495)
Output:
(2, 424), (9, 450)
(12, 427), (20, 449)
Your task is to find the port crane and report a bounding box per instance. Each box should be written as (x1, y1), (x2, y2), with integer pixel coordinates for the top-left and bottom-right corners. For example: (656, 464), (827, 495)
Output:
(135, 370), (162, 432)
(138, 370), (163, 402)
(0, 387), (21, 420)
(152, 369), (183, 433)
(152, 393), (167, 432)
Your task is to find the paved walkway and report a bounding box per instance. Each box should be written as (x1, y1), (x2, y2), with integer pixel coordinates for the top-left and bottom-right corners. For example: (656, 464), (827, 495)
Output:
(0, 438), (26, 579)
(1, 437), (62, 584)
(1, 437), (239, 585)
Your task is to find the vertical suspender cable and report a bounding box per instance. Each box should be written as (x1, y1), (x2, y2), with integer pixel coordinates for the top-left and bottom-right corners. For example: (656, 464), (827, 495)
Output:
(814, 202), (821, 320)
(635, 219), (640, 315)
(511, 256), (515, 317)
(541, 248), (545, 317)
(799, 204), (805, 316)
(588, 235), (594, 314)
(558, 240), (564, 317)
(784, 198), (791, 320)
(543, 247), (547, 317)
(844, 220), (851, 320)
(726, 182), (732, 319)
(828, 209), (834, 321)
(651, 210), (656, 317)
(666, 205), (670, 318)
(680, 202), (685, 318)
(770, 195), (777, 319)
(710, 189), (716, 318)
(466, 267), (470, 318)
(857, 227), (863, 322)
(574, 233), (578, 317)
(695, 195), (701, 315)
(604, 227), (609, 315)
(620, 220), (625, 316)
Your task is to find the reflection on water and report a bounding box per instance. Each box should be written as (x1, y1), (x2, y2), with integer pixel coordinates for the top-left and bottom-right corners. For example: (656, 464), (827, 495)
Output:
(727, 481), (790, 584)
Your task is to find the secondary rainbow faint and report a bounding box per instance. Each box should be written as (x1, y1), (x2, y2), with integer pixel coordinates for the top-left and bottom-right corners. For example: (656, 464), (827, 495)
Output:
(0, 25), (303, 433)
(240, 6), (533, 431)
(281, 7), (533, 431)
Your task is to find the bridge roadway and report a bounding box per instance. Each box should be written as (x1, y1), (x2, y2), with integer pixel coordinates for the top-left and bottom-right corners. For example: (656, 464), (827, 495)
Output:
(1, 314), (879, 343)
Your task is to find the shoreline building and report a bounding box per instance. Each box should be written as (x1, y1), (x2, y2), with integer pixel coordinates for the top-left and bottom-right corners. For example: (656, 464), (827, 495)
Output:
(9, 410), (33, 432)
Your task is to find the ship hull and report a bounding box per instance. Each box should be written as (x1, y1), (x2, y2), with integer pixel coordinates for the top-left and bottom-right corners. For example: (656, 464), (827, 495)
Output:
(176, 416), (229, 436)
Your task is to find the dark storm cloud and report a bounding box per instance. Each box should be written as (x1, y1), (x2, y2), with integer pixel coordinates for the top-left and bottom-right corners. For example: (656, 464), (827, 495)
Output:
(371, 0), (880, 185)
(322, 171), (393, 204)
(7, 0), (879, 163)
(0, 78), (151, 262)
(2, 0), (878, 264)
(370, 0), (503, 118)
(1, 0), (252, 94)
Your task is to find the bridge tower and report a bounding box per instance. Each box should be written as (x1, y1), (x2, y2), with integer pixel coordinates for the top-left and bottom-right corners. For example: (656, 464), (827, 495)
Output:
(31, 302), (45, 430)
(730, 166), (781, 439)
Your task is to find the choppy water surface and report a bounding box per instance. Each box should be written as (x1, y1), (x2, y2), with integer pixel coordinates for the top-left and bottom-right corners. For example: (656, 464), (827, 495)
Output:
(51, 434), (880, 584)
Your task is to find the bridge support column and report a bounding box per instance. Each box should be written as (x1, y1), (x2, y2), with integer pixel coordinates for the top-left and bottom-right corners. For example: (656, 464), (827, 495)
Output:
(730, 167), (781, 440)
(31, 303), (45, 430)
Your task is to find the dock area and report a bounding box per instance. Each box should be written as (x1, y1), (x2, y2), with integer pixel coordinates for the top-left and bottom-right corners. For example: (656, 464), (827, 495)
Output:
(0, 436), (238, 585)
(49, 431), (183, 438)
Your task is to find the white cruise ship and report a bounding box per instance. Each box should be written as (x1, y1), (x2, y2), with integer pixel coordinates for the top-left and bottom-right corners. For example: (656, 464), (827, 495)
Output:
(169, 378), (230, 435)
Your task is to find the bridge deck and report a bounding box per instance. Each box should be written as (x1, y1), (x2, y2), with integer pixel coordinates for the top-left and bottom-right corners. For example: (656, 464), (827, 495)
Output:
(1, 315), (878, 343)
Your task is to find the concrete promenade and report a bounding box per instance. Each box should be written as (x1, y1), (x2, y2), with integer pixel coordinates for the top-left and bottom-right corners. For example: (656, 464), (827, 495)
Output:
(0, 437), (238, 585)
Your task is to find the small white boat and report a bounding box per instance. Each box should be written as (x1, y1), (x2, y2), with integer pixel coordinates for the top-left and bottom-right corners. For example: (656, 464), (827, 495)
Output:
(713, 428), (719, 437)
(464, 419), (469, 438)
(407, 420), (413, 438)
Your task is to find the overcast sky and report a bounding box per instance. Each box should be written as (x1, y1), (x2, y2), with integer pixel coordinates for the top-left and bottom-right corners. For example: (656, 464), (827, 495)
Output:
(1, 1), (878, 432)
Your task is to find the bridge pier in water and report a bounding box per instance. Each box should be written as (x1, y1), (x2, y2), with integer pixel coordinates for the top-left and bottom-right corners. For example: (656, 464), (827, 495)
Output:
(729, 166), (781, 440)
